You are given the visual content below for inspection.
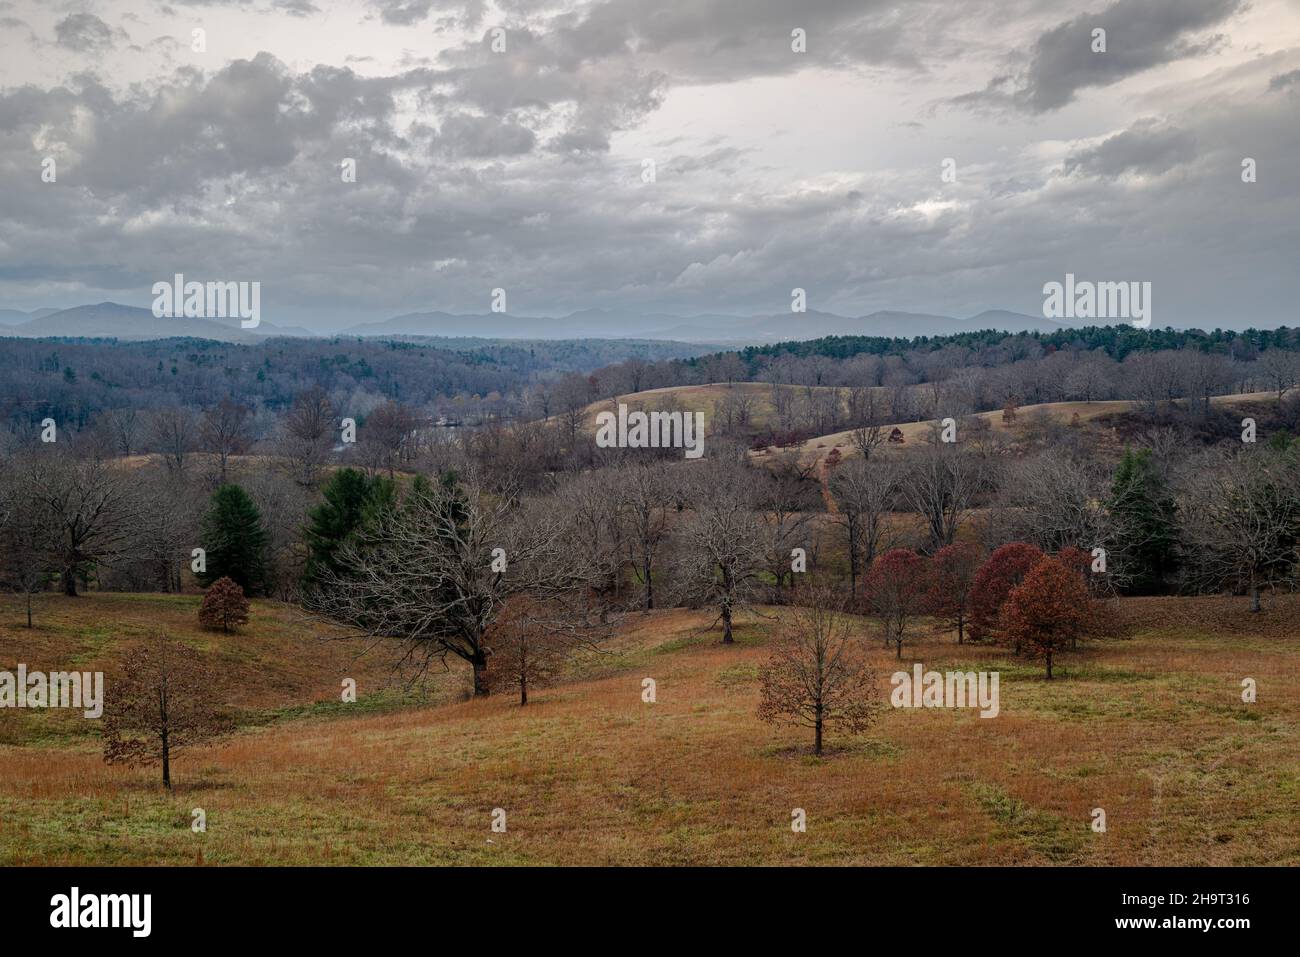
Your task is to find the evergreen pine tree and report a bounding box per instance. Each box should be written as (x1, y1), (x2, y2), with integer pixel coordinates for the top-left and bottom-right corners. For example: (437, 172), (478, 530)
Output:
(302, 468), (394, 589)
(1108, 448), (1179, 594)
(198, 484), (269, 595)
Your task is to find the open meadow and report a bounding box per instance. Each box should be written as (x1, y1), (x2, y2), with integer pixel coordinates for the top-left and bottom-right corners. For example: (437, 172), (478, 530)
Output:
(2, 591), (1296, 866)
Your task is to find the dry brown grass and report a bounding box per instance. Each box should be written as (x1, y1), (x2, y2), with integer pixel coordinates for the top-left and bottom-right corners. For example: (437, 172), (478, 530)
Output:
(756, 391), (1278, 468)
(580, 381), (811, 431)
(0, 593), (464, 749)
(2, 591), (1297, 866)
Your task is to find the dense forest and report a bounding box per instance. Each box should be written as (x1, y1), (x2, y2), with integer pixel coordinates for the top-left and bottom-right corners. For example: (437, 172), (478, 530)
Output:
(0, 334), (703, 433)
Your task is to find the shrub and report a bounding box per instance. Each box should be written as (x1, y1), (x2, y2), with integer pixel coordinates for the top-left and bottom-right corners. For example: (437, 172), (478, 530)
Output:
(199, 576), (250, 633)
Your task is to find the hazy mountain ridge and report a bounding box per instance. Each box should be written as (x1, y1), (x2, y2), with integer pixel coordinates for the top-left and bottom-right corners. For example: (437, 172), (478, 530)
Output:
(336, 307), (1072, 342)
(1, 301), (1262, 345)
(2, 303), (320, 342)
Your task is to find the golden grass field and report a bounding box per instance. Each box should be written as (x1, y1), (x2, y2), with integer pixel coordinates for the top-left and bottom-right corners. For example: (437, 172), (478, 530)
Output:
(1, 591), (1297, 866)
(584, 381), (836, 429)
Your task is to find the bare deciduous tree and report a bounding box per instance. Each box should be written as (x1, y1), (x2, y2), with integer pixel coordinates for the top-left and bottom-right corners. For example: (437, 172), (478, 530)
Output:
(829, 456), (901, 595)
(758, 587), (877, 755)
(310, 476), (606, 695)
(1256, 350), (1300, 404)
(1177, 446), (1300, 612)
(148, 406), (200, 476)
(200, 397), (253, 485)
(0, 458), (53, 626)
(758, 452), (813, 598)
(615, 461), (675, 610)
(901, 444), (992, 552)
(35, 447), (140, 596)
(1001, 450), (1112, 556)
(673, 461), (767, 644)
(485, 594), (602, 705)
(360, 400), (426, 478)
(280, 386), (336, 487)
(104, 407), (141, 457)
(102, 633), (233, 790)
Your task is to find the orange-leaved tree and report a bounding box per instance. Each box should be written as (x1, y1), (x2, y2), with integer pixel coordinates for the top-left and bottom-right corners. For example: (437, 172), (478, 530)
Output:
(1000, 557), (1093, 679)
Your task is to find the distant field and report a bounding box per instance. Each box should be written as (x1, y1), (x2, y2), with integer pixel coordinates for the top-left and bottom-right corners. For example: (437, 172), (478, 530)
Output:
(2, 592), (1296, 865)
(583, 381), (843, 430)
(581, 383), (1281, 467)
(779, 391), (1279, 465)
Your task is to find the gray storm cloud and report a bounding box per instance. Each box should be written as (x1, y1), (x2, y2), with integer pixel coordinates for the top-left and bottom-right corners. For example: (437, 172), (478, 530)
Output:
(0, 0), (1296, 329)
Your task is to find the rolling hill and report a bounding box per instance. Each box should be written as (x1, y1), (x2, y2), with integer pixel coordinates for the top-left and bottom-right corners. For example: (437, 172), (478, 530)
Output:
(577, 383), (1282, 466)
(773, 391), (1279, 466)
(2, 592), (1296, 865)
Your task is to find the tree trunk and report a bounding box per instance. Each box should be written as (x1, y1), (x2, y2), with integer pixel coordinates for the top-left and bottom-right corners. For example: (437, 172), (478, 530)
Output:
(956, 614), (963, 644)
(895, 636), (903, 659)
(847, 523), (859, 596)
(472, 653), (490, 696)
(1045, 653), (1053, 680)
(643, 555), (654, 610)
(814, 718), (823, 756)
(1250, 584), (1261, 613)
(26, 593), (33, 628)
(721, 603), (733, 644)
(520, 676), (527, 706)
(160, 688), (172, 789)
(62, 568), (78, 597)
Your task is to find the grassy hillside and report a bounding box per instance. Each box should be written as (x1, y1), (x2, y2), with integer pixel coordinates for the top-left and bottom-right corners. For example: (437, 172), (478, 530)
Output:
(583, 381), (842, 429)
(0, 593), (463, 748)
(777, 392), (1277, 463)
(2, 593), (1296, 865)
(582, 384), (1282, 467)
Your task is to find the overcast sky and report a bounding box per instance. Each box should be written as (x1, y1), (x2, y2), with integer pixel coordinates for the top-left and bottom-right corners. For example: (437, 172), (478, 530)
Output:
(0, 0), (1298, 332)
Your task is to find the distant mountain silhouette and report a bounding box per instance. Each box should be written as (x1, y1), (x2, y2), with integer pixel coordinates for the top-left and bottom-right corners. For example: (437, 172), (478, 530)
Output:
(0, 301), (1175, 345)
(2, 303), (317, 342)
(338, 307), (1068, 342)
(0, 307), (59, 326)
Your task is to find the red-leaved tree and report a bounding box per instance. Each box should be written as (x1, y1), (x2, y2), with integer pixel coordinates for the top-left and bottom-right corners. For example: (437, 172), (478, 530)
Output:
(967, 542), (1044, 648)
(1000, 557), (1094, 679)
(862, 549), (928, 659)
(1055, 545), (1098, 596)
(198, 576), (250, 633)
(927, 542), (983, 643)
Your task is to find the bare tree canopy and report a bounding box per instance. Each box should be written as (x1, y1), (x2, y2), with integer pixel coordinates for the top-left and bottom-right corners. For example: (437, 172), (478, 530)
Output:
(1177, 446), (1300, 612)
(102, 633), (234, 790)
(758, 587), (877, 755)
(309, 474), (609, 695)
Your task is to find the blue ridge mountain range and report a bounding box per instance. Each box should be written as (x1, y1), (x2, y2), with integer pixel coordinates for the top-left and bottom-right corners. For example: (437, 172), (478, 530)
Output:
(0, 302), (1138, 345)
